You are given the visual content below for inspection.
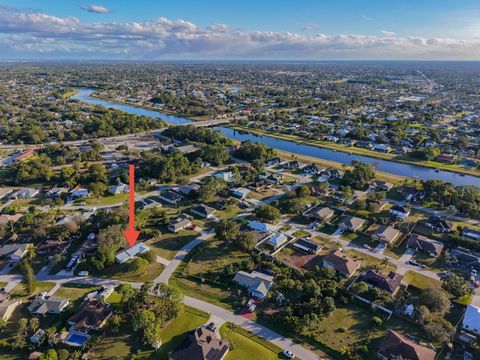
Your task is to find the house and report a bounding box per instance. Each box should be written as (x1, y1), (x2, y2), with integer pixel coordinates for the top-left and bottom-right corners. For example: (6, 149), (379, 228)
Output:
(389, 205), (410, 220)
(425, 216), (452, 233)
(323, 250), (359, 278)
(368, 198), (388, 211)
(462, 305), (480, 336)
(230, 187), (251, 199)
(158, 191), (183, 205)
(27, 296), (70, 316)
(115, 242), (150, 264)
(69, 188), (90, 199)
(406, 234), (444, 257)
(266, 157), (286, 167)
(0, 300), (22, 321)
(108, 182), (129, 195)
(359, 270), (403, 295)
(267, 232), (288, 249)
(462, 227), (480, 241)
(233, 270), (274, 299)
(372, 225), (401, 244)
(283, 160), (301, 170)
(377, 330), (436, 360)
(435, 153), (456, 164)
(0, 243), (33, 261)
(10, 188), (39, 200)
(338, 216), (366, 232)
(46, 187), (68, 199)
(190, 204), (216, 219)
(247, 220), (276, 234)
(323, 168), (342, 179)
(30, 329), (46, 344)
(447, 248), (480, 271)
(292, 239), (322, 254)
(397, 185), (425, 202)
(313, 207), (335, 223)
(170, 326), (229, 360)
(0, 213), (22, 226)
(37, 240), (69, 257)
(370, 180), (393, 191)
(67, 300), (113, 333)
(168, 215), (193, 233)
(373, 144), (392, 153)
(302, 164), (324, 175)
(214, 171), (235, 183)
(86, 286), (115, 302)
(176, 184), (200, 197)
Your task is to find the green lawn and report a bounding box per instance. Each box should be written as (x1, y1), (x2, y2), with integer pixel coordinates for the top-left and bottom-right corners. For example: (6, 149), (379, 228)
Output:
(10, 281), (56, 300)
(79, 193), (129, 206)
(216, 205), (243, 220)
(52, 283), (99, 300)
(403, 271), (441, 290)
(220, 324), (282, 360)
(346, 249), (396, 273)
(170, 241), (249, 310)
(146, 230), (199, 260)
(99, 262), (165, 282)
(92, 306), (209, 359)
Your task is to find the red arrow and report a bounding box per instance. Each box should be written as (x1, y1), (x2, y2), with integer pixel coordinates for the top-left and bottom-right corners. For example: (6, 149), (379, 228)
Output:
(124, 164), (140, 248)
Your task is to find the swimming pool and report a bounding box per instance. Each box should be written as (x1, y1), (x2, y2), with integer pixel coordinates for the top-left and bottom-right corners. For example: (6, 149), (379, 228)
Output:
(65, 333), (90, 346)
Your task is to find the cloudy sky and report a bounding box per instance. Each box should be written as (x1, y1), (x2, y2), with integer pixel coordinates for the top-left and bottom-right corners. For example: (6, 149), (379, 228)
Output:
(1, 0), (480, 60)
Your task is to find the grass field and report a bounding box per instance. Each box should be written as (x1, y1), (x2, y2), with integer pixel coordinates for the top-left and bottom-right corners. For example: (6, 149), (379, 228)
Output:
(80, 193), (129, 206)
(403, 270), (441, 289)
(10, 281), (56, 300)
(220, 323), (282, 360)
(146, 230), (199, 260)
(170, 240), (250, 310)
(52, 283), (99, 300)
(84, 261), (165, 283)
(346, 249), (397, 273)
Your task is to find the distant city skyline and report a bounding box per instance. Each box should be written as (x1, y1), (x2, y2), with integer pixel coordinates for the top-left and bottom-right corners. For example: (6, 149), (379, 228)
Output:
(1, 1), (480, 60)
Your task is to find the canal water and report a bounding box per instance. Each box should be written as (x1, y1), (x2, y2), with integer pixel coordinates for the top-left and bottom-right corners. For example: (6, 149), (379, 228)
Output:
(72, 88), (480, 186)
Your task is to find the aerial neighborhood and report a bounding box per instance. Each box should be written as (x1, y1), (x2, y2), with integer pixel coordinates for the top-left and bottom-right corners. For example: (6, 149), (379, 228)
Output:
(0, 48), (480, 360)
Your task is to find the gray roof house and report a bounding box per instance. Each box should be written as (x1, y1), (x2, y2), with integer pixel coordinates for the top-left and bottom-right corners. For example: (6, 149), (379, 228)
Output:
(233, 270), (274, 299)
(27, 297), (70, 316)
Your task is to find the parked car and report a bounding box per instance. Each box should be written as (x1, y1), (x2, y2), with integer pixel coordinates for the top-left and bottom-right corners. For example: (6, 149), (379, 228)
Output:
(363, 244), (371, 250)
(247, 299), (254, 307)
(248, 304), (256, 313)
(78, 271), (89, 277)
(283, 350), (295, 359)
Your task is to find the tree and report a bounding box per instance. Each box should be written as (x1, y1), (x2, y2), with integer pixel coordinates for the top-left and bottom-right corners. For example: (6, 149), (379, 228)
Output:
(215, 219), (240, 245)
(40, 349), (58, 360)
(57, 349), (69, 360)
(295, 185), (311, 198)
(132, 309), (160, 345)
(197, 177), (227, 202)
(201, 144), (230, 166)
(421, 287), (451, 315)
(372, 316), (383, 327)
(343, 161), (375, 189)
(254, 204), (281, 222)
(442, 274), (474, 298)
(129, 257), (149, 275)
(12, 318), (28, 350)
(86, 163), (108, 183)
(140, 250), (157, 263)
(424, 318), (453, 343)
(20, 260), (35, 295)
(88, 182), (107, 197)
(29, 317), (40, 332)
(349, 281), (368, 295)
(236, 231), (257, 251)
(414, 305), (431, 325)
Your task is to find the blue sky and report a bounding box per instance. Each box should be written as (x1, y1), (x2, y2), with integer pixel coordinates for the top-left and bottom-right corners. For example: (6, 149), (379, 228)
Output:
(0, 0), (479, 59)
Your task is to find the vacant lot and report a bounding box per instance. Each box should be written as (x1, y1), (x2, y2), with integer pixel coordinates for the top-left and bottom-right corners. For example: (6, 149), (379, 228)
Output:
(146, 230), (199, 260)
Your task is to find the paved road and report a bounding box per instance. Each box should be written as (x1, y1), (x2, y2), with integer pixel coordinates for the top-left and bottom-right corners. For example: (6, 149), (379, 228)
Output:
(155, 229), (213, 284)
(184, 295), (323, 360)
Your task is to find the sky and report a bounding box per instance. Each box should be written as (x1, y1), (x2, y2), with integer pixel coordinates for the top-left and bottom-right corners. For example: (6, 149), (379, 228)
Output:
(0, 0), (480, 60)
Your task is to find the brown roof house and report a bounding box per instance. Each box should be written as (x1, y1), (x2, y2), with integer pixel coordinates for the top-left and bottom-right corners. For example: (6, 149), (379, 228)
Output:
(170, 326), (230, 360)
(406, 234), (444, 257)
(377, 330), (436, 360)
(360, 270), (404, 295)
(67, 300), (112, 333)
(323, 250), (359, 278)
(338, 216), (366, 233)
(372, 225), (401, 244)
(314, 207), (335, 223)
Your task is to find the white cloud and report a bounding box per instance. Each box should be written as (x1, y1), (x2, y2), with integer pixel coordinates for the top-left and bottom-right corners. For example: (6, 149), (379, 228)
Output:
(360, 15), (373, 21)
(81, 5), (112, 14)
(381, 30), (396, 37)
(302, 23), (318, 31)
(0, 6), (479, 60)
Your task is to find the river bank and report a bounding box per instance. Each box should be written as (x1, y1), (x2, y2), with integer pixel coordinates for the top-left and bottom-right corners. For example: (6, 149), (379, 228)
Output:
(229, 125), (480, 178)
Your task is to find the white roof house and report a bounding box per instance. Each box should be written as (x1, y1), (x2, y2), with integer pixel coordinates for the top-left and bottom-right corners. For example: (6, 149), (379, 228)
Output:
(267, 232), (288, 249)
(115, 242), (150, 264)
(462, 305), (480, 336)
(247, 220), (276, 234)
